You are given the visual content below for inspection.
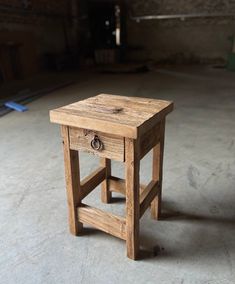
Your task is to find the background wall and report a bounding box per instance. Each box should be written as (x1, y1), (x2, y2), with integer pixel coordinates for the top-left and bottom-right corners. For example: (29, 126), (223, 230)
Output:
(126, 0), (235, 64)
(0, 0), (78, 77)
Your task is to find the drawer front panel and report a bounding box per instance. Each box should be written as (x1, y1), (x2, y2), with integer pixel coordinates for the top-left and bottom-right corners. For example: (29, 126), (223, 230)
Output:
(69, 127), (125, 162)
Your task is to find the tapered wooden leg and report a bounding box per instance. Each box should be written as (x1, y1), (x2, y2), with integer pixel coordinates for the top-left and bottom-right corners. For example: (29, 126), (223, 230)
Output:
(151, 119), (165, 220)
(61, 126), (83, 235)
(125, 138), (140, 260)
(100, 158), (111, 203)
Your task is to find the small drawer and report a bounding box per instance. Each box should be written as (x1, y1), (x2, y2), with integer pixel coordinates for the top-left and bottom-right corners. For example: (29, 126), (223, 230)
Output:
(69, 127), (125, 162)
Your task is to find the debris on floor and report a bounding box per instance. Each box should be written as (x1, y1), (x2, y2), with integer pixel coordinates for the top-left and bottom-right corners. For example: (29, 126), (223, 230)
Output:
(4, 101), (28, 112)
(0, 81), (74, 117)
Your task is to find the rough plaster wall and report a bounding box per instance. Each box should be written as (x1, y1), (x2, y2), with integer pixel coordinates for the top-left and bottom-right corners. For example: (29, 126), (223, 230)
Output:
(127, 0), (235, 63)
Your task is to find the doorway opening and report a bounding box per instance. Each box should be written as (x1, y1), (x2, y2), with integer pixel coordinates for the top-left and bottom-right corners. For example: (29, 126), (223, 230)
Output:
(88, 1), (124, 64)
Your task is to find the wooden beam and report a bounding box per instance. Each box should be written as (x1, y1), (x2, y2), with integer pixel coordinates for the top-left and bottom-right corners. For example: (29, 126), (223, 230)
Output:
(109, 176), (145, 196)
(80, 167), (106, 199)
(140, 180), (159, 218)
(100, 158), (112, 203)
(109, 176), (126, 195)
(151, 119), (165, 219)
(61, 125), (83, 235)
(77, 204), (126, 240)
(125, 138), (140, 260)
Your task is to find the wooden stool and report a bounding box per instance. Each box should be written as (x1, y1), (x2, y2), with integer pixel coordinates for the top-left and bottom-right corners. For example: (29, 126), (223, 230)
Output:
(50, 94), (173, 260)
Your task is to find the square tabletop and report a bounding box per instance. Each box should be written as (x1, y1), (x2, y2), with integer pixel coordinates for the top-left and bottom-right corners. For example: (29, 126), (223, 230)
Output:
(50, 94), (173, 138)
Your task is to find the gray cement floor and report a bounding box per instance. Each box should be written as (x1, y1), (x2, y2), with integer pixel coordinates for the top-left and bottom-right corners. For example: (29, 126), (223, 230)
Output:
(0, 66), (235, 284)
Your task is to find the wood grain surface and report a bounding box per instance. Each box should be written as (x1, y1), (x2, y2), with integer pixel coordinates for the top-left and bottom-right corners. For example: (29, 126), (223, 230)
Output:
(50, 94), (173, 138)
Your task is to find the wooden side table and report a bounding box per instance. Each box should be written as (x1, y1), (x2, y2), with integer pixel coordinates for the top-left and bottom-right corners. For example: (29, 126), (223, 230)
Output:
(50, 94), (173, 260)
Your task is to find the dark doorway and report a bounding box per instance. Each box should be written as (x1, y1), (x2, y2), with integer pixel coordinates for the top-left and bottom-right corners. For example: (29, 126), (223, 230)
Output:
(89, 1), (117, 49)
(88, 1), (124, 64)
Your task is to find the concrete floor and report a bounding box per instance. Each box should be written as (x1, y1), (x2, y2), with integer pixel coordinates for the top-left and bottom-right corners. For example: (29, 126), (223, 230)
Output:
(0, 66), (235, 284)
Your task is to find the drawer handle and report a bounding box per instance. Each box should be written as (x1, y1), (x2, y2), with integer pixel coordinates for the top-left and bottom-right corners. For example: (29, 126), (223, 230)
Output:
(91, 135), (103, 151)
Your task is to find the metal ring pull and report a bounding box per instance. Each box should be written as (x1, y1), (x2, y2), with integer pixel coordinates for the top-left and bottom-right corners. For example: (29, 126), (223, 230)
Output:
(91, 135), (103, 151)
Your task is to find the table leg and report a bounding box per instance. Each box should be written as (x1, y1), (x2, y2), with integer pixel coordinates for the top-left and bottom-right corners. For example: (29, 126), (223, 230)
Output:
(125, 138), (140, 260)
(100, 158), (111, 203)
(151, 119), (165, 220)
(61, 126), (83, 235)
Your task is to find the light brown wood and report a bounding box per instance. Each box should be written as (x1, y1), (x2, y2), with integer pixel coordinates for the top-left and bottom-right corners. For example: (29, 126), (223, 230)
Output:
(139, 122), (161, 159)
(51, 95), (173, 260)
(151, 119), (165, 220)
(61, 125), (83, 235)
(125, 138), (140, 260)
(91, 94), (172, 114)
(109, 176), (145, 196)
(110, 175), (159, 218)
(140, 180), (159, 218)
(69, 127), (124, 161)
(77, 204), (126, 240)
(80, 167), (106, 199)
(50, 94), (173, 139)
(109, 176), (126, 195)
(100, 158), (111, 203)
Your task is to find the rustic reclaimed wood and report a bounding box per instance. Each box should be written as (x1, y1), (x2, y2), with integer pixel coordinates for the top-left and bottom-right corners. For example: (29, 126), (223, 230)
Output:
(61, 125), (83, 235)
(125, 138), (140, 260)
(109, 176), (145, 196)
(78, 204), (126, 240)
(151, 119), (165, 220)
(109, 176), (126, 195)
(50, 94), (173, 139)
(69, 127), (124, 161)
(139, 122), (161, 159)
(80, 166), (106, 199)
(140, 180), (159, 218)
(100, 158), (112, 203)
(50, 94), (173, 260)
(110, 175), (159, 219)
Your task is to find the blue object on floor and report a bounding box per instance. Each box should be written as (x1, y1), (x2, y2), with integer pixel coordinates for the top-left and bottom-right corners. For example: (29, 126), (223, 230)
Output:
(4, 101), (28, 112)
